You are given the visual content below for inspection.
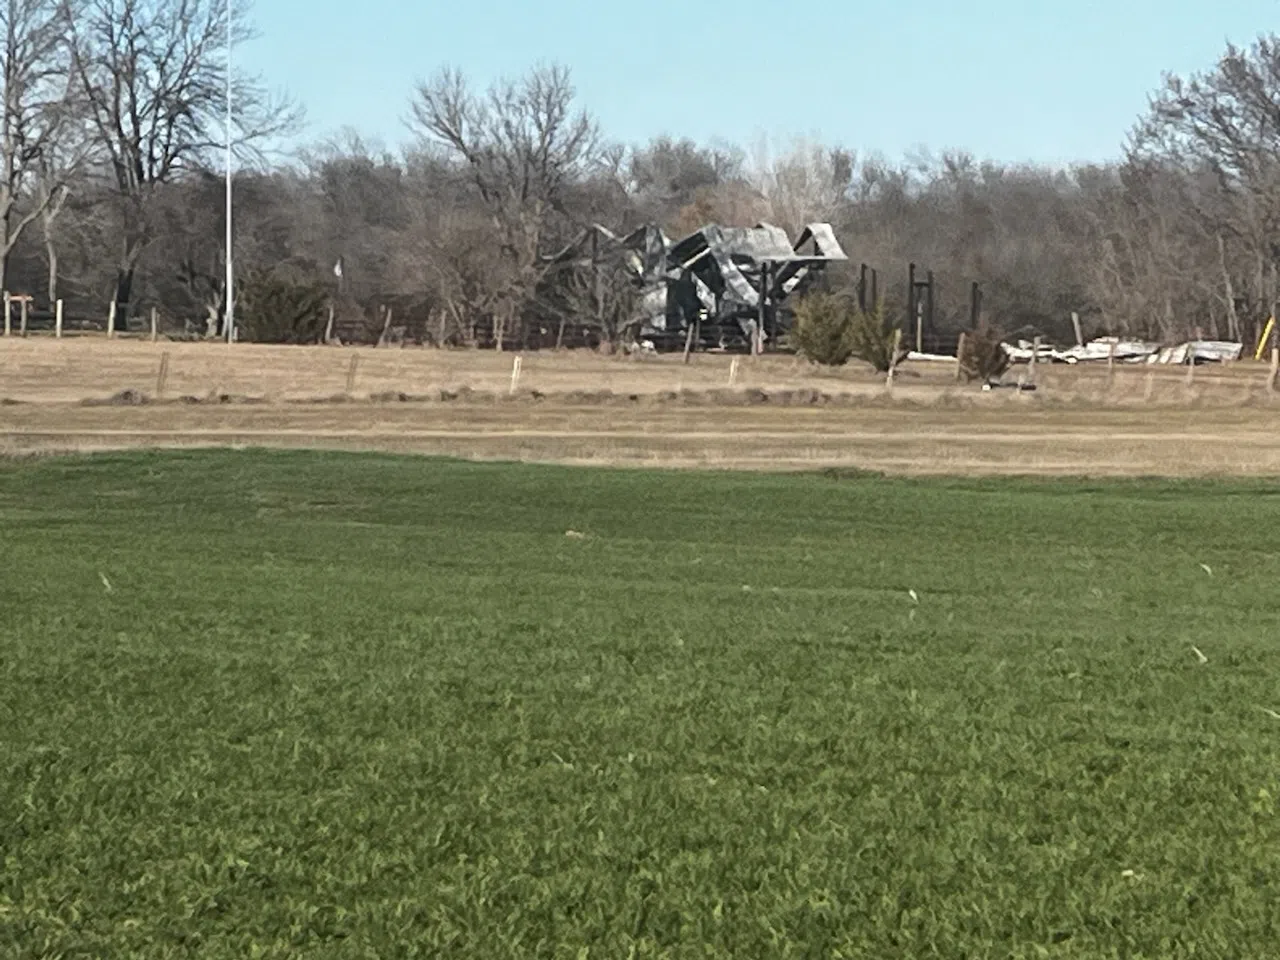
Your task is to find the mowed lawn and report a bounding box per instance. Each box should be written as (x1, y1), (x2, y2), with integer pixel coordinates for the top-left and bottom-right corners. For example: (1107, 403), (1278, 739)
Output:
(3, 451), (1280, 958)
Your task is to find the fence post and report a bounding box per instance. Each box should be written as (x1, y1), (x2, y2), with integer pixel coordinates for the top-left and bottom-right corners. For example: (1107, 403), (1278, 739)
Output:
(1028, 336), (1040, 385)
(1107, 340), (1116, 385)
(1185, 345), (1196, 388)
(955, 331), (967, 382)
(3, 292), (9, 337)
(345, 354), (359, 394)
(107, 301), (116, 339)
(155, 351), (170, 398)
(19, 297), (28, 337)
(886, 329), (903, 390)
(509, 354), (523, 394)
(1270, 347), (1279, 394)
(150, 307), (158, 342)
(55, 299), (63, 338)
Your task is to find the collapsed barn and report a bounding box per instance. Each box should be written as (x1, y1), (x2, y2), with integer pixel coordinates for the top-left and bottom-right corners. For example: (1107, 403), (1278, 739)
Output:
(547, 221), (848, 350)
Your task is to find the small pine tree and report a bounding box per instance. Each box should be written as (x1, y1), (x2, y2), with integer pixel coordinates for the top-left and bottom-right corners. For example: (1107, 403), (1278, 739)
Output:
(791, 294), (906, 371)
(846, 301), (903, 373)
(791, 293), (859, 366)
(239, 268), (330, 344)
(958, 322), (1011, 383)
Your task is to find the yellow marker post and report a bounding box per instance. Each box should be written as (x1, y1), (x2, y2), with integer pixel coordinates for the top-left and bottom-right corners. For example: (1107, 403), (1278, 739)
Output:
(1256, 316), (1276, 361)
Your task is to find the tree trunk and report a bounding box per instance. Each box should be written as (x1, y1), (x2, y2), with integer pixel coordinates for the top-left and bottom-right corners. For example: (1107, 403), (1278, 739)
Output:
(1218, 234), (1239, 342)
(44, 233), (57, 306)
(113, 268), (134, 332)
(493, 309), (506, 351)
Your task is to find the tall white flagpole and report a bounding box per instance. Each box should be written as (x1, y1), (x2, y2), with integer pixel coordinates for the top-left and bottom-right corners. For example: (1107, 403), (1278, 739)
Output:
(224, 0), (234, 343)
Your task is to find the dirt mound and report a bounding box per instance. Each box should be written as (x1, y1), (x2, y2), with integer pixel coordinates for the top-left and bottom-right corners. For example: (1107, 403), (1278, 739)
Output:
(82, 389), (150, 407)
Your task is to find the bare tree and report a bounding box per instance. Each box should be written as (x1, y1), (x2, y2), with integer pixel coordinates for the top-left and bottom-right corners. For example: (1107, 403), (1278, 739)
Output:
(0, 0), (81, 294)
(750, 136), (853, 235)
(67, 0), (297, 330)
(409, 64), (598, 349)
(1130, 34), (1280, 342)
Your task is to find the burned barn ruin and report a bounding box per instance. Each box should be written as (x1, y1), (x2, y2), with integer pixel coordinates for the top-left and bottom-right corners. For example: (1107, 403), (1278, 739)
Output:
(549, 221), (848, 350)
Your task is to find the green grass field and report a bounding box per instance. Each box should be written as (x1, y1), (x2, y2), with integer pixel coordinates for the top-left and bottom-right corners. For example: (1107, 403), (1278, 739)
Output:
(3, 450), (1280, 957)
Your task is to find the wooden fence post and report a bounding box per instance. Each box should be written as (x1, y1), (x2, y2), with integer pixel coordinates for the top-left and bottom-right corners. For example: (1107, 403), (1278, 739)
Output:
(682, 323), (696, 365)
(107, 301), (116, 339)
(955, 331), (967, 382)
(155, 351), (170, 398)
(1028, 336), (1041, 384)
(886, 329), (903, 390)
(55, 299), (63, 338)
(150, 307), (159, 342)
(345, 354), (359, 394)
(324, 304), (335, 344)
(377, 305), (394, 347)
(19, 297), (28, 337)
(1185, 345), (1197, 388)
(1107, 340), (1116, 385)
(1270, 347), (1279, 394)
(3, 293), (10, 337)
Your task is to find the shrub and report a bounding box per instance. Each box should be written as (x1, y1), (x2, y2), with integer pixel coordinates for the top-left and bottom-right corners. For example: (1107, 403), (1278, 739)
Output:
(791, 295), (905, 371)
(239, 268), (330, 344)
(791, 293), (858, 366)
(959, 322), (1011, 383)
(846, 302), (904, 373)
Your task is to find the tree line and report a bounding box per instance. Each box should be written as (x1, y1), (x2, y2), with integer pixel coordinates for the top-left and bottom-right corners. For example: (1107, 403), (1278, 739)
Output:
(4, 0), (1279, 348)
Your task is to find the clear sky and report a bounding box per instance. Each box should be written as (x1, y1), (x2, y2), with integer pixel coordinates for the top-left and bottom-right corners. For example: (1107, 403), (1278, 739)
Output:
(244, 0), (1278, 165)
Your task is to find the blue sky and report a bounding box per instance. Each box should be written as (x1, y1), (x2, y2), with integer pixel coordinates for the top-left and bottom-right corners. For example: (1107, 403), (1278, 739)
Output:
(245, 0), (1278, 165)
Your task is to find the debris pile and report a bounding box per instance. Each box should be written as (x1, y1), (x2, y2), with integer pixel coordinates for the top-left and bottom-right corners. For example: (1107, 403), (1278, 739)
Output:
(551, 221), (848, 347)
(1005, 337), (1244, 365)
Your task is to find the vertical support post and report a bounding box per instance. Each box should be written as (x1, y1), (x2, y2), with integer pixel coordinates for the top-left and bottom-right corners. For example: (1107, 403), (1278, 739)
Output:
(756, 261), (769, 356)
(1269, 347), (1279, 393)
(591, 229), (603, 333)
(224, 0), (234, 345)
(858, 263), (868, 313)
(55, 299), (63, 338)
(509, 354), (522, 394)
(19, 298), (28, 337)
(3, 293), (10, 337)
(150, 306), (159, 342)
(324, 303), (335, 344)
(345, 354), (359, 394)
(1185, 345), (1196, 388)
(1107, 340), (1116, 384)
(1029, 336), (1041, 384)
(1071, 311), (1084, 348)
(886, 329), (903, 390)
(156, 351), (170, 398)
(955, 331), (968, 382)
(907, 262), (916, 340)
(107, 301), (116, 339)
(682, 321), (696, 364)
(924, 270), (935, 352)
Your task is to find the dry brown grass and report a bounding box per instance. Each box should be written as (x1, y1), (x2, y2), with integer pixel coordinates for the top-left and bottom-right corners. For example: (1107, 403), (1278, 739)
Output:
(4, 337), (1280, 475)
